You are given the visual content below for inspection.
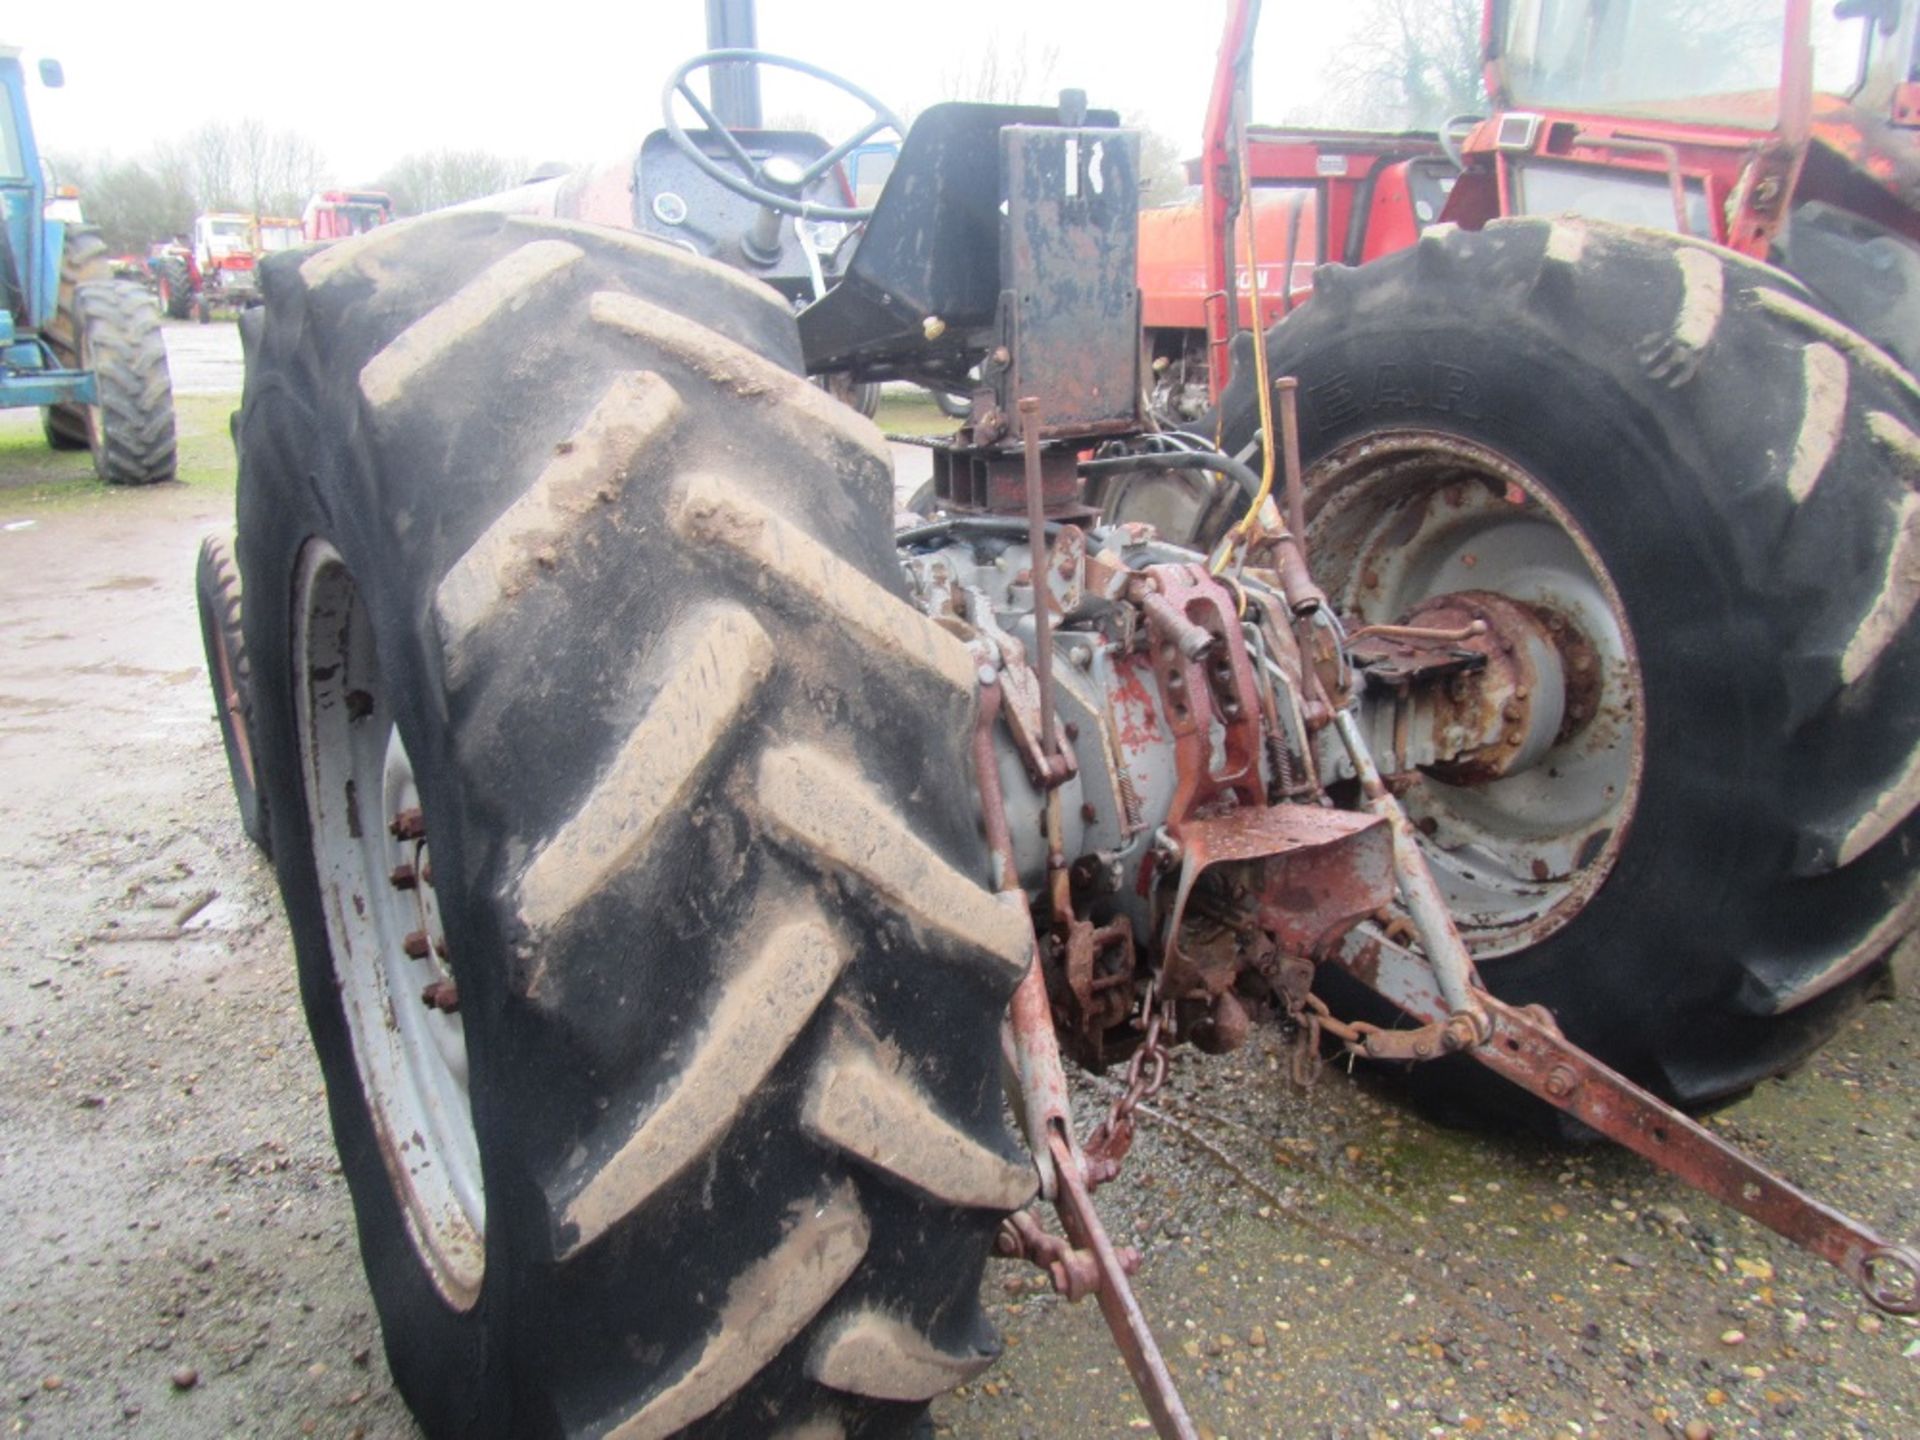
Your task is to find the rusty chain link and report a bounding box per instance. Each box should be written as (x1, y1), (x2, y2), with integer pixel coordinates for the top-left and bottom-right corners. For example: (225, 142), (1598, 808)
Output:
(1082, 983), (1175, 1188)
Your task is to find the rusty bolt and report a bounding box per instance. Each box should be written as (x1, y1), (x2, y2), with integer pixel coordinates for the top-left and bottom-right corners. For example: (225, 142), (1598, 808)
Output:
(1544, 1065), (1580, 1100)
(389, 808), (426, 842)
(402, 930), (431, 960)
(389, 863), (417, 891)
(1080, 803), (1097, 824)
(1441, 1014), (1481, 1053)
(1502, 701), (1524, 722)
(1573, 651), (1594, 672)
(991, 345), (1011, 367)
(1505, 731), (1523, 747)
(420, 980), (460, 1013)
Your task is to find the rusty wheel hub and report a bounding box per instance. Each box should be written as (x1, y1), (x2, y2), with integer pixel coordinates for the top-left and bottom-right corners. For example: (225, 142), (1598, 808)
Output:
(1309, 431), (1644, 957)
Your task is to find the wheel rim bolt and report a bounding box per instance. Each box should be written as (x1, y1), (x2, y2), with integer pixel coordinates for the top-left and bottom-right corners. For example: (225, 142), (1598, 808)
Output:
(389, 807), (426, 841)
(402, 930), (431, 960)
(421, 980), (460, 1013)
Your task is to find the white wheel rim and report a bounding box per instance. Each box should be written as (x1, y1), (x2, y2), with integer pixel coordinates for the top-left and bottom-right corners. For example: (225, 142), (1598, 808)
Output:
(295, 540), (485, 1308)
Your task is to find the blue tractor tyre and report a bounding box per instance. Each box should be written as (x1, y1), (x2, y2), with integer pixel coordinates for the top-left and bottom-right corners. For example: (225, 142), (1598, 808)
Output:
(41, 226), (111, 450)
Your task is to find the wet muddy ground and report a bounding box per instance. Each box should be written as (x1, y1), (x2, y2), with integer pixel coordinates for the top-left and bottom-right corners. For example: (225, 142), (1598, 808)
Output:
(0, 328), (1913, 1438)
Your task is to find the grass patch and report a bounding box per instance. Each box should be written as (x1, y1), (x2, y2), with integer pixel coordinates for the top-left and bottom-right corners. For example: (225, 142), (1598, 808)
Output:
(873, 388), (958, 440)
(0, 392), (238, 513)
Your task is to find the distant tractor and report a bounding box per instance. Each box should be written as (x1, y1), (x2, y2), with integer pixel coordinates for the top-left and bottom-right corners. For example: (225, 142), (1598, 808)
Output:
(153, 212), (305, 322)
(301, 188), (394, 242)
(3, 47), (174, 484)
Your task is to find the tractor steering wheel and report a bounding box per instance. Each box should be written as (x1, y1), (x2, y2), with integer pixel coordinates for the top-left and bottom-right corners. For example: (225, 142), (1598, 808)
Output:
(661, 50), (905, 223)
(1438, 114), (1483, 172)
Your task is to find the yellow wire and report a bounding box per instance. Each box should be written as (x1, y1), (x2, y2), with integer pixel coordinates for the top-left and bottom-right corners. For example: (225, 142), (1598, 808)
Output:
(1211, 104), (1278, 577)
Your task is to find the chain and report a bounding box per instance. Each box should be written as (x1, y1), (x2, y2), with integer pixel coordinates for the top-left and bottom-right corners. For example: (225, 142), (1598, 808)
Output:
(1083, 982), (1176, 1188)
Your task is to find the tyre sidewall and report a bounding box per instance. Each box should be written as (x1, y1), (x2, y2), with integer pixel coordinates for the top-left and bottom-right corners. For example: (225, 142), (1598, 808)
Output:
(194, 539), (270, 855)
(239, 384), (525, 1439)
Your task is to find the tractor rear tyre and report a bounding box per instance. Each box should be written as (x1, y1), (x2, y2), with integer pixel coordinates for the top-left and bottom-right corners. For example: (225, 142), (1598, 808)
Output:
(1210, 219), (1920, 1118)
(41, 225), (112, 450)
(196, 533), (268, 855)
(71, 281), (177, 485)
(235, 211), (1035, 1439)
(155, 255), (194, 321)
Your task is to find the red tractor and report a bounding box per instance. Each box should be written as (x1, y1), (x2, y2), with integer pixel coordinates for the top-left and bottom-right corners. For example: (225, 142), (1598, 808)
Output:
(301, 187), (395, 242)
(194, 2), (1920, 1436)
(151, 212), (305, 321)
(1141, 0), (1918, 414)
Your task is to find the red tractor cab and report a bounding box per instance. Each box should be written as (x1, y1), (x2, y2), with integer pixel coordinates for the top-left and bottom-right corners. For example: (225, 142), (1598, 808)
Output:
(1149, 0), (1920, 408)
(1446, 0), (1919, 366)
(302, 189), (395, 243)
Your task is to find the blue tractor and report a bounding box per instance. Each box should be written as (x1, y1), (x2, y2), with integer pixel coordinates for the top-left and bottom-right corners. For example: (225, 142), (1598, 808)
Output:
(3, 48), (174, 485)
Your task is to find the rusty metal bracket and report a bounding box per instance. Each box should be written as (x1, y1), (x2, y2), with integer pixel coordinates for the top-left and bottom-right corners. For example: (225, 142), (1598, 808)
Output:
(995, 1206), (1136, 1303)
(974, 613), (1200, 1438)
(1327, 931), (1920, 1316)
(1475, 996), (1920, 1315)
(1048, 1129), (1200, 1440)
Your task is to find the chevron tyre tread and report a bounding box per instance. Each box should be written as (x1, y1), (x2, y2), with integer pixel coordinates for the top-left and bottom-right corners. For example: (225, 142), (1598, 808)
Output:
(234, 210), (1030, 1439)
(1213, 218), (1920, 1120)
(73, 280), (177, 485)
(42, 226), (111, 450)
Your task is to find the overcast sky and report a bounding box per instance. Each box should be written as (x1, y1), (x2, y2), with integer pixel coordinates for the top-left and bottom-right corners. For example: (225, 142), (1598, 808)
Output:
(24, 1), (1360, 183)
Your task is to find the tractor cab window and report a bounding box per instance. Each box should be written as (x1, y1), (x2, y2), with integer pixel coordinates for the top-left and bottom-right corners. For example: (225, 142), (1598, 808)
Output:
(846, 145), (896, 209)
(211, 219), (247, 238)
(1499, 0), (1873, 129)
(0, 99), (23, 179)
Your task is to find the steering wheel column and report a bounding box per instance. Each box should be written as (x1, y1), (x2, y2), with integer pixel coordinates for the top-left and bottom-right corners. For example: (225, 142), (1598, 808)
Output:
(662, 49), (905, 269)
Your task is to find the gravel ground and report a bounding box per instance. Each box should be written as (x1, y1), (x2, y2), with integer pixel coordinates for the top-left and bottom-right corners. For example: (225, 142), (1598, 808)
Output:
(159, 321), (247, 398)
(0, 342), (1914, 1439)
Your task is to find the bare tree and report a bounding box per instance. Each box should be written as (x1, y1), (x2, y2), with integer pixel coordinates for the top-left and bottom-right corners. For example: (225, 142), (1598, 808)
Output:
(377, 149), (536, 217)
(178, 119), (326, 217)
(1132, 121), (1192, 207)
(894, 33), (1075, 128)
(938, 34), (1062, 110)
(47, 150), (196, 252)
(181, 123), (239, 213)
(1318, 0), (1484, 130)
